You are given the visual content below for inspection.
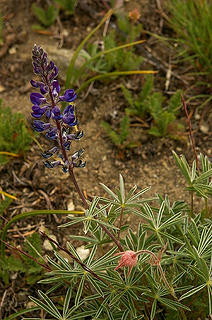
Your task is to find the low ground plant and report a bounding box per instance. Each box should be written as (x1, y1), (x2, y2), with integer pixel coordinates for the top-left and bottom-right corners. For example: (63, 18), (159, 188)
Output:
(65, 9), (155, 93)
(122, 78), (183, 139)
(101, 114), (135, 150)
(0, 100), (33, 165)
(31, 2), (59, 29)
(1, 46), (211, 320)
(54, 0), (78, 15)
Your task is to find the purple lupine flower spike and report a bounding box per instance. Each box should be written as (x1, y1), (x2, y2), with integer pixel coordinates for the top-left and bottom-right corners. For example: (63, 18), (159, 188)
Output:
(30, 44), (85, 172)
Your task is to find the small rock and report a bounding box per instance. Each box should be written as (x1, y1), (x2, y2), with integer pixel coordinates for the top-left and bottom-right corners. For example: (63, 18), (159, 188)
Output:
(0, 84), (6, 92)
(43, 235), (57, 251)
(195, 113), (201, 120)
(200, 124), (209, 134)
(67, 199), (75, 211)
(9, 46), (17, 54)
(26, 301), (37, 308)
(76, 245), (90, 261)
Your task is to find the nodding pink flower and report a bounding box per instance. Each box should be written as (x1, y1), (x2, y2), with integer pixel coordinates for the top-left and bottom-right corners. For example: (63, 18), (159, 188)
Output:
(114, 250), (138, 276)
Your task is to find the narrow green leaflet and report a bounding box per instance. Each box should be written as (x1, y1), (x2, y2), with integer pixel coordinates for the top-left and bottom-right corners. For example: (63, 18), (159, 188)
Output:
(179, 283), (206, 300)
(119, 174), (125, 204)
(63, 288), (72, 318)
(29, 293), (61, 319)
(75, 276), (85, 306)
(100, 182), (119, 201)
(150, 299), (157, 320)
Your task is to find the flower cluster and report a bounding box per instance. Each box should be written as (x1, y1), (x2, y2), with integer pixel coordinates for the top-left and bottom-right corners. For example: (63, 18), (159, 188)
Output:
(114, 250), (138, 276)
(30, 45), (85, 172)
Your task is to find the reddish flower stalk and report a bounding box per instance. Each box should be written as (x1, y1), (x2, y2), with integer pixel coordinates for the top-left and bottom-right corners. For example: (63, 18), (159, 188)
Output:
(181, 94), (200, 172)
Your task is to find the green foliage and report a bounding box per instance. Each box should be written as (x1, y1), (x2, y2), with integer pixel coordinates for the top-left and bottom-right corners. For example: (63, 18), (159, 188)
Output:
(19, 163), (212, 319)
(32, 3), (58, 28)
(76, 15), (143, 81)
(0, 100), (33, 165)
(101, 114), (136, 149)
(122, 79), (183, 138)
(54, 0), (78, 15)
(122, 75), (154, 117)
(147, 90), (182, 138)
(167, 0), (212, 75)
(0, 233), (43, 285)
(64, 10), (153, 93)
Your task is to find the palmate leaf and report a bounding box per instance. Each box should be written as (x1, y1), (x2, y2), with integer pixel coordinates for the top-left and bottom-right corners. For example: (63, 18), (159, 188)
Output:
(29, 291), (61, 319)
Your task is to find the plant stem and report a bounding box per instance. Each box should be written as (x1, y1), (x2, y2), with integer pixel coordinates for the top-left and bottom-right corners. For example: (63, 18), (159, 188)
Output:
(67, 168), (124, 251)
(98, 221), (123, 251)
(40, 232), (107, 284)
(204, 197), (208, 218)
(136, 249), (187, 320)
(44, 58), (123, 252)
(77, 70), (157, 94)
(68, 166), (89, 209)
(118, 206), (124, 241)
(181, 95), (199, 172)
(1, 240), (51, 271)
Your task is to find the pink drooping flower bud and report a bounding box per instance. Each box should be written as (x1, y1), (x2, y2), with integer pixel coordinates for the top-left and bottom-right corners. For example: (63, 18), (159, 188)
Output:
(114, 250), (138, 276)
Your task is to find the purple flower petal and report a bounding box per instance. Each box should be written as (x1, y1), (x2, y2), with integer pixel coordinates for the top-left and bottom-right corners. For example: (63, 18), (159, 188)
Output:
(33, 120), (50, 132)
(45, 127), (57, 140)
(52, 106), (62, 120)
(31, 105), (47, 118)
(30, 92), (46, 105)
(59, 89), (77, 102)
(62, 105), (77, 126)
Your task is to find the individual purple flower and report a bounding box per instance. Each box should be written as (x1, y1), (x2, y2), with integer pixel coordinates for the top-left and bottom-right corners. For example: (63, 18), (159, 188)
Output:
(33, 120), (51, 132)
(30, 92), (46, 106)
(52, 106), (62, 120)
(46, 61), (55, 72)
(44, 160), (61, 169)
(31, 105), (48, 118)
(62, 105), (77, 126)
(73, 160), (86, 168)
(67, 131), (84, 141)
(41, 146), (58, 159)
(48, 66), (58, 82)
(30, 80), (49, 95)
(45, 127), (57, 140)
(59, 89), (77, 102)
(52, 80), (60, 98)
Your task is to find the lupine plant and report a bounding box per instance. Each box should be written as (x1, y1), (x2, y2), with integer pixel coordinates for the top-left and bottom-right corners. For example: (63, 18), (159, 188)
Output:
(4, 46), (212, 320)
